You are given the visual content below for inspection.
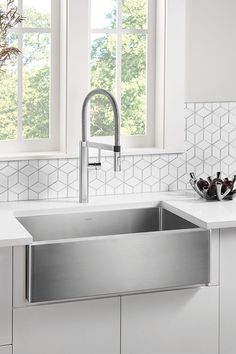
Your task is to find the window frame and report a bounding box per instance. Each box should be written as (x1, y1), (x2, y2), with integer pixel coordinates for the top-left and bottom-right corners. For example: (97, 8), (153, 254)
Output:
(155, 0), (185, 152)
(0, 0), (185, 159)
(66, 0), (186, 156)
(0, 0), (61, 155)
(88, 0), (156, 148)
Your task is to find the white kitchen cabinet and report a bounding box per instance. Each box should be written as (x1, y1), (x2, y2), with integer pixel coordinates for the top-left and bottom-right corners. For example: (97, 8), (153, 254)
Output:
(13, 297), (120, 354)
(121, 287), (218, 354)
(0, 346), (12, 354)
(0, 248), (12, 346)
(220, 227), (236, 354)
(186, 0), (236, 102)
(13, 247), (28, 308)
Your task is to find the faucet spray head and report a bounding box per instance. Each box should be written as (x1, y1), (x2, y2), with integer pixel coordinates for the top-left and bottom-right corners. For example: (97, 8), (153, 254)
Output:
(113, 145), (121, 172)
(114, 151), (121, 172)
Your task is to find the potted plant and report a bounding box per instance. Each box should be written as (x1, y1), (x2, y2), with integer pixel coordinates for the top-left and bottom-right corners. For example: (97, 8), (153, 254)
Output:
(0, 0), (23, 70)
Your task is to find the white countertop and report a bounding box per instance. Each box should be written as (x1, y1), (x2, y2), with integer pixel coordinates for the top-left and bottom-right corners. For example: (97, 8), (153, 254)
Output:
(163, 196), (236, 229)
(1, 190), (236, 247)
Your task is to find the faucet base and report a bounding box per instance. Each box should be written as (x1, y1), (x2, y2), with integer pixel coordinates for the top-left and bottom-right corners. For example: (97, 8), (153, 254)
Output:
(79, 141), (89, 203)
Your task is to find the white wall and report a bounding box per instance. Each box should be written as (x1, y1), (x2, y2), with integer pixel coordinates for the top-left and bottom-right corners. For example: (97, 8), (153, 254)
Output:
(185, 0), (236, 103)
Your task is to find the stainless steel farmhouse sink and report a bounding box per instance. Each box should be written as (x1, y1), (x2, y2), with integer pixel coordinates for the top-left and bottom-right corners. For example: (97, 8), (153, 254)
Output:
(16, 207), (210, 303)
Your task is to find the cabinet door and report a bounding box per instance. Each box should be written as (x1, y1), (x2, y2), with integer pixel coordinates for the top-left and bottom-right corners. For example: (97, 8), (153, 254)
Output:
(0, 346), (12, 354)
(220, 228), (236, 354)
(122, 287), (218, 354)
(13, 297), (120, 354)
(0, 248), (12, 346)
(186, 0), (236, 102)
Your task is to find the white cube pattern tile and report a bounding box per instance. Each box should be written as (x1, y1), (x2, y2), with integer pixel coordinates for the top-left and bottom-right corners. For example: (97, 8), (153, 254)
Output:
(0, 102), (236, 201)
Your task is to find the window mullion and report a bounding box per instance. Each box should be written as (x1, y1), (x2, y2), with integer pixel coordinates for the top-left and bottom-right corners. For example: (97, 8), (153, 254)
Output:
(22, 28), (51, 33)
(17, 0), (23, 143)
(88, 0), (92, 139)
(116, 0), (122, 119)
(90, 28), (148, 35)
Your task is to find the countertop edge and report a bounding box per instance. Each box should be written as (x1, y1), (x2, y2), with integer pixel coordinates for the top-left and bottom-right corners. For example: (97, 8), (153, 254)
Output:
(162, 201), (209, 229)
(1, 191), (236, 247)
(0, 237), (32, 248)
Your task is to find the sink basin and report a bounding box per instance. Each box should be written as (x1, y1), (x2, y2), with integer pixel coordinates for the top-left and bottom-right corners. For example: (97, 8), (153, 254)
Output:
(17, 207), (210, 303)
(17, 207), (198, 242)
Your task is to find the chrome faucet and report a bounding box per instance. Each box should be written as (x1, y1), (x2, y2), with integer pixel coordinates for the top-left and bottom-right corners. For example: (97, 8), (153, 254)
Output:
(79, 88), (121, 203)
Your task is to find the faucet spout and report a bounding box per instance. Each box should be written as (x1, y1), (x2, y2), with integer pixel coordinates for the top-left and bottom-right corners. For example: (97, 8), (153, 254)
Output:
(82, 88), (120, 147)
(79, 88), (122, 203)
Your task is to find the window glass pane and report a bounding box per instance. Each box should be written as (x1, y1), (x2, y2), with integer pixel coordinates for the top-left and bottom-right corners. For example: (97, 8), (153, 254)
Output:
(0, 33), (18, 140)
(22, 33), (50, 139)
(90, 34), (116, 137)
(121, 34), (147, 136)
(122, 0), (147, 29)
(91, 0), (117, 29)
(23, 0), (50, 28)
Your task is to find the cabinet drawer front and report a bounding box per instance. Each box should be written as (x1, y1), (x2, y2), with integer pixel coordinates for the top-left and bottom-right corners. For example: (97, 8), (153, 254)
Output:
(0, 248), (12, 345)
(27, 229), (210, 303)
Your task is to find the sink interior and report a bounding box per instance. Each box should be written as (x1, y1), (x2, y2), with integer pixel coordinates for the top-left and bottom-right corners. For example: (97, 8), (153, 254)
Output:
(17, 207), (198, 242)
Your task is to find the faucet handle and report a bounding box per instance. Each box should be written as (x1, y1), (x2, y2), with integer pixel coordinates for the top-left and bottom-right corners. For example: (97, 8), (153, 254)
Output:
(88, 162), (101, 171)
(88, 148), (102, 170)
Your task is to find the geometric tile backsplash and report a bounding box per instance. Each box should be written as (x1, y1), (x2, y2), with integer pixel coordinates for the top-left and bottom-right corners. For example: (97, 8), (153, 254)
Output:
(1, 102), (236, 202)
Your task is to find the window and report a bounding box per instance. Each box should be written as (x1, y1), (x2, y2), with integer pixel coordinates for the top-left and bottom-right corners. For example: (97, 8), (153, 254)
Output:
(66, 0), (185, 155)
(0, 0), (185, 157)
(89, 0), (156, 148)
(0, 0), (60, 154)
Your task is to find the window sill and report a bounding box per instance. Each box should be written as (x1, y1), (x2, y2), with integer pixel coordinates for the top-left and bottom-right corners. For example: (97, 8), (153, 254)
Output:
(0, 151), (67, 162)
(0, 147), (185, 161)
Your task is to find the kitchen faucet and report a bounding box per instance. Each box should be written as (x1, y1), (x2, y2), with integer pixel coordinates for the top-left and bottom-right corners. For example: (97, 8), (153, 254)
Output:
(79, 88), (121, 203)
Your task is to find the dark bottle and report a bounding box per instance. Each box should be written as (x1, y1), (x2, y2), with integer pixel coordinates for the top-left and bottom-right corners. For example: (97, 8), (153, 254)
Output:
(207, 183), (217, 197)
(197, 178), (209, 191)
(207, 176), (212, 184)
(222, 175), (236, 193)
(222, 178), (229, 193)
(207, 172), (223, 197)
(212, 172), (223, 184)
(232, 175), (236, 189)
